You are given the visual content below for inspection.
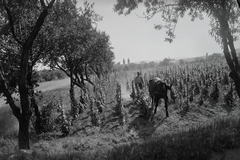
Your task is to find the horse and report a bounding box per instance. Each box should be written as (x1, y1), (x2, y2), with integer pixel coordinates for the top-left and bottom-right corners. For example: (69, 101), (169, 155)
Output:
(148, 77), (172, 117)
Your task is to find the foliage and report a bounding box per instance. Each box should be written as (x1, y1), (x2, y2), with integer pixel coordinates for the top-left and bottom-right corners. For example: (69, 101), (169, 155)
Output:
(127, 60), (235, 112)
(114, 82), (125, 126)
(201, 84), (209, 98)
(0, 106), (18, 137)
(207, 53), (225, 61)
(210, 79), (220, 101)
(40, 101), (57, 133)
(0, 0), (56, 149)
(136, 92), (152, 120)
(46, 1), (115, 91)
(37, 69), (66, 82)
(57, 107), (71, 137)
(170, 86), (177, 103)
(160, 58), (171, 66)
(90, 98), (99, 126)
(224, 83), (234, 106)
(130, 80), (136, 101)
(198, 94), (204, 106)
(113, 60), (176, 72)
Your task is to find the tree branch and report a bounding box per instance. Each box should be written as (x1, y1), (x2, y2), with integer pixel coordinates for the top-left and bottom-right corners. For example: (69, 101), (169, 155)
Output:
(25, 0), (55, 48)
(0, 64), (21, 119)
(40, 0), (46, 9)
(2, 0), (23, 45)
(55, 61), (71, 77)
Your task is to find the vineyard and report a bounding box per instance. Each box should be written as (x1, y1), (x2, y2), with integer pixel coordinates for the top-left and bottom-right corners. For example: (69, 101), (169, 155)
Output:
(1, 59), (240, 160)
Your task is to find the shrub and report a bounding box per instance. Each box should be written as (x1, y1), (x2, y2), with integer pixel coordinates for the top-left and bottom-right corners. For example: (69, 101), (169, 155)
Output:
(0, 106), (18, 137)
(37, 69), (66, 82)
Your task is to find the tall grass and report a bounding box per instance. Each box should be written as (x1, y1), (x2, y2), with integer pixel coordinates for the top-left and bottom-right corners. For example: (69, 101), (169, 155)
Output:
(1, 115), (239, 160)
(0, 105), (18, 137)
(0, 106), (18, 159)
(106, 116), (240, 160)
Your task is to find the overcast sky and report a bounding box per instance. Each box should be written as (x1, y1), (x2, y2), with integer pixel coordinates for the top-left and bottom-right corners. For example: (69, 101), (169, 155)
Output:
(77, 0), (240, 63)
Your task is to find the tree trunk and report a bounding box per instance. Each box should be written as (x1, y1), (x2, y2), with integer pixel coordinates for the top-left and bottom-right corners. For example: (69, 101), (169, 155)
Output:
(18, 47), (31, 149)
(32, 98), (42, 134)
(16, 4), (54, 149)
(227, 27), (240, 98)
(229, 71), (240, 98)
(217, 4), (240, 98)
(18, 116), (30, 149)
(70, 70), (78, 119)
(27, 68), (42, 135)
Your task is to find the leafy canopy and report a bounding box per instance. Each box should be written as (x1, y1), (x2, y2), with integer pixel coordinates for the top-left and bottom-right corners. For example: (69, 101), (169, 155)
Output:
(46, 0), (114, 89)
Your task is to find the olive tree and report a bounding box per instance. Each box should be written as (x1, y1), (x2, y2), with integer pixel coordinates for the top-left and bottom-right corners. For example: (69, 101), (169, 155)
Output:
(114, 0), (240, 98)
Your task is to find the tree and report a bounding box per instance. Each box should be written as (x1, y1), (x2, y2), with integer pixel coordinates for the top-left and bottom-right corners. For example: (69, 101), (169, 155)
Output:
(0, 0), (55, 149)
(161, 58), (170, 66)
(207, 53), (224, 61)
(46, 1), (114, 117)
(179, 59), (185, 65)
(114, 0), (240, 98)
(123, 58), (126, 65)
(127, 58), (130, 64)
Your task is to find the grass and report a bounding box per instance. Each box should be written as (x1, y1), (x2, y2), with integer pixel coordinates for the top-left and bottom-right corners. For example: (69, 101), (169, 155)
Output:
(0, 78), (70, 138)
(0, 105), (18, 137)
(1, 115), (239, 160)
(36, 78), (70, 92)
(105, 116), (240, 160)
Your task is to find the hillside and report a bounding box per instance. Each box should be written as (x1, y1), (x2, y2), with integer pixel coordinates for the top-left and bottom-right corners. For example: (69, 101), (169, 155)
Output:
(1, 79), (240, 159)
(236, 48), (240, 53)
(131, 48), (240, 64)
(0, 78), (70, 107)
(1, 60), (240, 159)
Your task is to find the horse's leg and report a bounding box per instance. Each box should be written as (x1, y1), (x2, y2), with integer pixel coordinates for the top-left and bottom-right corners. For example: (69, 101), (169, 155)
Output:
(164, 98), (169, 117)
(151, 96), (154, 108)
(154, 98), (159, 114)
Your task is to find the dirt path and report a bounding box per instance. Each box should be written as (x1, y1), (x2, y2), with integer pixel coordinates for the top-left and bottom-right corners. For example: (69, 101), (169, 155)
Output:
(120, 83), (131, 101)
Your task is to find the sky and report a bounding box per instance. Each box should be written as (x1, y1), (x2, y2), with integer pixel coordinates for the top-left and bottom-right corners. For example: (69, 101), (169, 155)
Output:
(76, 0), (240, 64)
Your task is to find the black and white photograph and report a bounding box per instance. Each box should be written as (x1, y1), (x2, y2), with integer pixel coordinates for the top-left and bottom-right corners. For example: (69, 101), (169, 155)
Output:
(0, 0), (240, 159)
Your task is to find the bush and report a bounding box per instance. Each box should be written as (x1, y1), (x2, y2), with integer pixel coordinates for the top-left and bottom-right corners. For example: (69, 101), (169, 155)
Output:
(40, 98), (60, 133)
(0, 106), (18, 137)
(37, 69), (66, 82)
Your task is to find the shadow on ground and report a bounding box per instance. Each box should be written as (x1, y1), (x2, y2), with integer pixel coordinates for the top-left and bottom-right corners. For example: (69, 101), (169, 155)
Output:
(125, 100), (168, 139)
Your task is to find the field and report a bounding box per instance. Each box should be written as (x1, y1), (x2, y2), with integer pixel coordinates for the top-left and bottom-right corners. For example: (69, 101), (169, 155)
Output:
(1, 61), (240, 160)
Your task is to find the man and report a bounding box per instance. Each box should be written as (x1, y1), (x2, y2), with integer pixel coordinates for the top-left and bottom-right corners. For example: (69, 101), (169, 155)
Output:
(134, 72), (144, 89)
